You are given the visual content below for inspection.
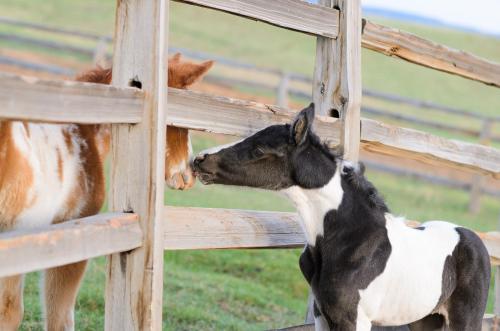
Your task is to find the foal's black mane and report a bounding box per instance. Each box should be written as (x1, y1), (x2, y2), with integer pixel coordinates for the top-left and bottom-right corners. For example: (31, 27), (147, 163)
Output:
(344, 168), (389, 213)
(309, 131), (389, 213)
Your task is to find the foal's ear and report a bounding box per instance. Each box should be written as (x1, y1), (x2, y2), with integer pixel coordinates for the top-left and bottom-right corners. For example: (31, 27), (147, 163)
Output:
(291, 103), (315, 145)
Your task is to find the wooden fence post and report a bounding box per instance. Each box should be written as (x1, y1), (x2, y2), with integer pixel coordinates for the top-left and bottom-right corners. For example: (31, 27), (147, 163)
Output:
(277, 72), (290, 108)
(469, 120), (493, 214)
(105, 1), (169, 330)
(306, 0), (362, 323)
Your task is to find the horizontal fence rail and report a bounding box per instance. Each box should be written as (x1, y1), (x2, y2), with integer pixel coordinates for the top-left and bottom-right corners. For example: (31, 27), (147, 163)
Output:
(167, 88), (341, 143)
(0, 213), (141, 278)
(0, 72), (144, 123)
(164, 207), (304, 249)
(0, 16), (112, 42)
(362, 89), (500, 122)
(362, 19), (500, 87)
(364, 160), (500, 198)
(174, 0), (339, 38)
(164, 207), (500, 265)
(361, 118), (500, 178)
(0, 55), (76, 76)
(0, 32), (97, 58)
(2, 13), (500, 88)
(1, 73), (499, 178)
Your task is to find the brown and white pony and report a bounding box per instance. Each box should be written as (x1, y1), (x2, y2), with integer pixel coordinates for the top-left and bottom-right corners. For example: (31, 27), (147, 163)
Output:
(0, 53), (213, 330)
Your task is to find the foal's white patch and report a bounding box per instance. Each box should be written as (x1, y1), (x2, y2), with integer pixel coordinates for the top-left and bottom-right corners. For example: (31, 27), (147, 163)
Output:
(358, 215), (460, 326)
(281, 166), (343, 246)
(314, 314), (329, 331)
(198, 138), (244, 156)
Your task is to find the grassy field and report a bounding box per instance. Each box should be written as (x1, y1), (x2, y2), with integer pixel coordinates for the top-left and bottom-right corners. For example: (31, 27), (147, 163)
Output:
(1, 1), (500, 330)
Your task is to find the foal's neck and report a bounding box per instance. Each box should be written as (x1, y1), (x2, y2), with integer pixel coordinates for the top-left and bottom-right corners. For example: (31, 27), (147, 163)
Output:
(282, 165), (344, 246)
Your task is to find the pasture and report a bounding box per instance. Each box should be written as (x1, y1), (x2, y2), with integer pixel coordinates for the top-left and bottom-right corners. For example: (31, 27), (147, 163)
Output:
(0, 0), (499, 330)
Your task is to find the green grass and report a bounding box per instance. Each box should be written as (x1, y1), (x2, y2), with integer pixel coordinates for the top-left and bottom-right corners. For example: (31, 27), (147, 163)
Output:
(1, 1), (499, 330)
(16, 134), (500, 330)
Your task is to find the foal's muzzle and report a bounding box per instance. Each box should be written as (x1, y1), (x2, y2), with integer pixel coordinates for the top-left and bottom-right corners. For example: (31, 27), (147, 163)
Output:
(192, 154), (218, 184)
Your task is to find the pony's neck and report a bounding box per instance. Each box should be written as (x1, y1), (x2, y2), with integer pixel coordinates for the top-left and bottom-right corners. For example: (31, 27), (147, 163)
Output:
(282, 163), (344, 246)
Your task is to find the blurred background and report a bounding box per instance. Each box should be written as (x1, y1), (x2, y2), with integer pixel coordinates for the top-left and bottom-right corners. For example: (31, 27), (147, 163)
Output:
(1, 0), (499, 329)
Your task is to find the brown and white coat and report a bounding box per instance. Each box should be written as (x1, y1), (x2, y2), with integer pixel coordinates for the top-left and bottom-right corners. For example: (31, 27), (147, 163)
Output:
(0, 53), (213, 330)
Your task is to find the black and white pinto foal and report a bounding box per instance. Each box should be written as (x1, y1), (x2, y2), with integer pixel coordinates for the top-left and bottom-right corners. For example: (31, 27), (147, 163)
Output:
(193, 103), (490, 331)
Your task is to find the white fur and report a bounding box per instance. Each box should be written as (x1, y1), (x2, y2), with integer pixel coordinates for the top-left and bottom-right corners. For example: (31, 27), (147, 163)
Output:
(198, 138), (244, 156)
(358, 215), (460, 326)
(314, 315), (329, 331)
(356, 306), (372, 331)
(281, 165), (343, 246)
(12, 123), (84, 230)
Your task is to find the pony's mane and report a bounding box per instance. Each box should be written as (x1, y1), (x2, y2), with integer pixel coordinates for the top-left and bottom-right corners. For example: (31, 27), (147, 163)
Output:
(309, 131), (389, 213)
(344, 164), (389, 213)
(76, 67), (112, 84)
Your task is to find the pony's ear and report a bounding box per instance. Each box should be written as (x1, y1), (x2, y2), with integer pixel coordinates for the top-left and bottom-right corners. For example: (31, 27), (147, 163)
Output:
(182, 60), (214, 87)
(170, 52), (182, 63)
(170, 60), (214, 88)
(291, 103), (315, 145)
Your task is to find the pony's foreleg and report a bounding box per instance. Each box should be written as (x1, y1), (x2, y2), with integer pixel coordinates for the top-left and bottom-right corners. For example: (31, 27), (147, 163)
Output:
(0, 274), (24, 331)
(165, 127), (195, 190)
(42, 260), (87, 331)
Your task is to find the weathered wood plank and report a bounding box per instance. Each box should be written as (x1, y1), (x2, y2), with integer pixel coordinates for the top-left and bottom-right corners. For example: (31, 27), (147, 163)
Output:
(164, 207), (304, 250)
(361, 118), (500, 179)
(167, 89), (500, 178)
(167, 87), (342, 147)
(0, 213), (141, 278)
(0, 72), (144, 124)
(312, 0), (336, 117)
(309, 0), (362, 322)
(174, 0), (339, 38)
(335, 0), (362, 162)
(105, 1), (168, 330)
(164, 207), (500, 265)
(362, 19), (500, 87)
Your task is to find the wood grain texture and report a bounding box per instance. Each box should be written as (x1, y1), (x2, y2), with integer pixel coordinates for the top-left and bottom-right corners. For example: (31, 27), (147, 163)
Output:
(175, 0), (339, 38)
(361, 118), (500, 179)
(0, 72), (144, 124)
(362, 19), (500, 87)
(164, 207), (304, 249)
(312, 0), (335, 117)
(337, 0), (362, 162)
(167, 87), (342, 147)
(167, 89), (500, 178)
(105, 1), (168, 330)
(164, 207), (500, 266)
(0, 213), (141, 278)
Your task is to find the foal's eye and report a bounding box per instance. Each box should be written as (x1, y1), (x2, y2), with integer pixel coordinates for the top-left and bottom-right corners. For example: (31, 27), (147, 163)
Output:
(254, 147), (265, 158)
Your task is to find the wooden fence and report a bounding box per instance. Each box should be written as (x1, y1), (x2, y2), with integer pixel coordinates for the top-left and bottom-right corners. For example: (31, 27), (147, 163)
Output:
(1, 1), (500, 330)
(2, 16), (500, 214)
